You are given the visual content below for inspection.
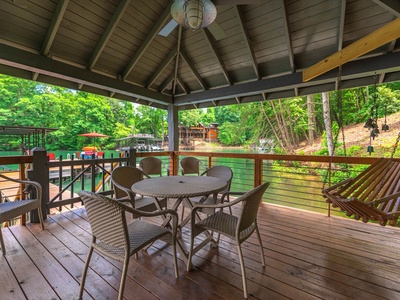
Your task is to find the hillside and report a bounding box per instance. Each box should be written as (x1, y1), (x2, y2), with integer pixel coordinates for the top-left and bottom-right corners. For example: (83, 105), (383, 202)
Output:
(295, 112), (400, 157)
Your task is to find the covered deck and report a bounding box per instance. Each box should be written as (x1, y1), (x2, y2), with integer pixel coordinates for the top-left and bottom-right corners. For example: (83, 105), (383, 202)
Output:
(1, 200), (399, 300)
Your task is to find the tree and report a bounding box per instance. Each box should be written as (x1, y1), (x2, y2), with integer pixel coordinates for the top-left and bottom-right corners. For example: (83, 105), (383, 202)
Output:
(322, 92), (334, 156)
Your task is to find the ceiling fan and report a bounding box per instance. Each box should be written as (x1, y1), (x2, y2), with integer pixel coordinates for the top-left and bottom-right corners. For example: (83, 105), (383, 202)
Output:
(159, 0), (263, 41)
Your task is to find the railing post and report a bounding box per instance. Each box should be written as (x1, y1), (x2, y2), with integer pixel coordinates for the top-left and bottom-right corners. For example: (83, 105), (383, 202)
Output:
(126, 147), (136, 166)
(254, 158), (263, 187)
(28, 147), (49, 222)
(171, 151), (178, 175)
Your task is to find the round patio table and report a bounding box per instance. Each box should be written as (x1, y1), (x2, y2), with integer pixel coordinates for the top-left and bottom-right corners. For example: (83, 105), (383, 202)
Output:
(131, 175), (228, 269)
(131, 175), (227, 200)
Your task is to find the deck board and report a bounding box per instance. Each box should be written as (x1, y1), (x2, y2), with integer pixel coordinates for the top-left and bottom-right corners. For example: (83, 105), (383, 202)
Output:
(1, 201), (399, 300)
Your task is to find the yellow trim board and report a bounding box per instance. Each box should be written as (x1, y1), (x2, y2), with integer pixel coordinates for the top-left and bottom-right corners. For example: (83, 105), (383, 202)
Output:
(303, 18), (400, 82)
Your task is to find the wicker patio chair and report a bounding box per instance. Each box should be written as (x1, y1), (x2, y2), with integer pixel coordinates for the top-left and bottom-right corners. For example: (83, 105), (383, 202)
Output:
(187, 182), (270, 299)
(78, 191), (179, 300)
(0, 173), (44, 255)
(111, 166), (167, 213)
(139, 156), (170, 177)
(181, 165), (233, 220)
(179, 157), (207, 175)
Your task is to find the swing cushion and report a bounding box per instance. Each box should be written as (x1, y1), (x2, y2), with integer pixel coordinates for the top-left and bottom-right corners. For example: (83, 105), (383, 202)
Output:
(323, 158), (400, 226)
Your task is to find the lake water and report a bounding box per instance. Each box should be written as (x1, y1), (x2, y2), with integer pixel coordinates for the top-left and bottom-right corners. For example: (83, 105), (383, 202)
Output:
(0, 148), (329, 215)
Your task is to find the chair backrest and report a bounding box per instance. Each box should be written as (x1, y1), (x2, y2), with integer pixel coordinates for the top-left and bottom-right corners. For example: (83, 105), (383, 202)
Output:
(202, 166), (233, 192)
(237, 182), (270, 233)
(139, 157), (164, 177)
(180, 157), (201, 175)
(111, 166), (146, 199)
(78, 191), (129, 255)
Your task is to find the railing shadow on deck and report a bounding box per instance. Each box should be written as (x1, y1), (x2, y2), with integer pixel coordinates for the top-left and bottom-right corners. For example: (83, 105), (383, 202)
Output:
(1, 148), (399, 226)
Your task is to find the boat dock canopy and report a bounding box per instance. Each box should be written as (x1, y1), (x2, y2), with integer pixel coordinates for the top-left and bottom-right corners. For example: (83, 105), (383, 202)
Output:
(0, 126), (58, 153)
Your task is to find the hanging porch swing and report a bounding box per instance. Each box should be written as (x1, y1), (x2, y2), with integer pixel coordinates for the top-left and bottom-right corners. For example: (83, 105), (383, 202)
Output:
(322, 69), (400, 226)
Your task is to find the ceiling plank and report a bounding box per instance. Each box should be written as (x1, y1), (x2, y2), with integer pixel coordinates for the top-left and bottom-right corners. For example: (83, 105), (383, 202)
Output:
(0, 43), (172, 105)
(121, 2), (173, 80)
(371, 0), (400, 16)
(203, 28), (233, 86)
(159, 73), (174, 93)
(302, 17), (400, 82)
(87, 0), (131, 71)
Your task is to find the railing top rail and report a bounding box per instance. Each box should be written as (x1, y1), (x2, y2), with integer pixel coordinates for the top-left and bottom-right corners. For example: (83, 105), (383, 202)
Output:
(176, 151), (397, 165)
(1, 151), (399, 167)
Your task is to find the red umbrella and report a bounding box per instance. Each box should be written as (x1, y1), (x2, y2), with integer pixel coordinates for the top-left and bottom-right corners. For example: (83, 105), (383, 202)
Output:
(79, 132), (109, 150)
(78, 132), (109, 138)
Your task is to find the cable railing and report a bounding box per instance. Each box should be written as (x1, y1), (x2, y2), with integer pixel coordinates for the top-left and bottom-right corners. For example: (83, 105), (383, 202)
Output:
(0, 150), (396, 224)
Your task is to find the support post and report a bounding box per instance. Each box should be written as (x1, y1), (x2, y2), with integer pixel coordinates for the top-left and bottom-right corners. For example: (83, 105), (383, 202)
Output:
(168, 104), (179, 175)
(28, 147), (49, 222)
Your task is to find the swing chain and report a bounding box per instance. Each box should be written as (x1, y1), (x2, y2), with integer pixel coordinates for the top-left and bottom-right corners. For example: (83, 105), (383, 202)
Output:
(390, 132), (400, 159)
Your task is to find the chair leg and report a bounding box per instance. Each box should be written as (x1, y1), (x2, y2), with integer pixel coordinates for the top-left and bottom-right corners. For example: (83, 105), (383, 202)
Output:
(0, 228), (5, 255)
(79, 245), (94, 299)
(237, 243), (248, 299)
(37, 206), (45, 231)
(172, 234), (179, 278)
(255, 225), (266, 266)
(118, 257), (130, 300)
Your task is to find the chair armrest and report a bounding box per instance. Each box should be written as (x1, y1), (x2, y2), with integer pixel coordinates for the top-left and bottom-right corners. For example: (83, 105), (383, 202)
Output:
(0, 173), (42, 200)
(220, 191), (245, 202)
(125, 206), (179, 230)
(162, 163), (170, 176)
(112, 181), (136, 204)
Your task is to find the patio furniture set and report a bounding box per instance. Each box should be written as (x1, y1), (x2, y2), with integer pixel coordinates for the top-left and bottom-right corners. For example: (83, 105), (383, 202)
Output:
(0, 156), (269, 299)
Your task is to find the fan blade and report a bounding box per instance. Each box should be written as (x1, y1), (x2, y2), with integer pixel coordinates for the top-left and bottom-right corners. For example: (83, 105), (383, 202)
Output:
(207, 21), (227, 41)
(159, 19), (178, 37)
(213, 0), (264, 5)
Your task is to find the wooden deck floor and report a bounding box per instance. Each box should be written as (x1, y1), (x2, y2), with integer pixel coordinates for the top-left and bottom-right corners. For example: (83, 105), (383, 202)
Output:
(1, 201), (399, 300)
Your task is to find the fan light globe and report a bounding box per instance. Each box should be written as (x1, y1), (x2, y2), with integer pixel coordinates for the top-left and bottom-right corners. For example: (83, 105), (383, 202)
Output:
(171, 0), (217, 30)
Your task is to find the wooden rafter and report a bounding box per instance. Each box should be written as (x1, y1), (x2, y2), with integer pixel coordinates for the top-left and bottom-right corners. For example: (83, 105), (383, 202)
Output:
(87, 0), (131, 71)
(303, 17), (400, 82)
(121, 2), (173, 80)
(234, 6), (260, 79)
(280, 0), (295, 73)
(146, 48), (177, 88)
(203, 28), (233, 86)
(180, 50), (207, 90)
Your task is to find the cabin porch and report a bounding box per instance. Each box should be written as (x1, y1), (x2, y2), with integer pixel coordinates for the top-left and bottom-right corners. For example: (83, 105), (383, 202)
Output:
(1, 200), (399, 300)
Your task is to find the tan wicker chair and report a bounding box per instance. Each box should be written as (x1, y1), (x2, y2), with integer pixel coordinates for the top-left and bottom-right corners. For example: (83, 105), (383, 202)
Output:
(78, 191), (179, 300)
(139, 156), (169, 177)
(0, 173), (44, 255)
(181, 165), (233, 220)
(187, 182), (270, 299)
(111, 166), (167, 212)
(179, 157), (207, 175)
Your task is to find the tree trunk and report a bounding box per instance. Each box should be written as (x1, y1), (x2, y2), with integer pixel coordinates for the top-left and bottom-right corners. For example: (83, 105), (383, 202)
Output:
(260, 102), (286, 152)
(272, 100), (293, 153)
(322, 92), (334, 156)
(285, 99), (296, 145)
(307, 94), (315, 145)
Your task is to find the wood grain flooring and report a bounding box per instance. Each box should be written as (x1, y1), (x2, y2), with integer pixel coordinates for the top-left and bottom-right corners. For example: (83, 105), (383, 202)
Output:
(1, 201), (399, 300)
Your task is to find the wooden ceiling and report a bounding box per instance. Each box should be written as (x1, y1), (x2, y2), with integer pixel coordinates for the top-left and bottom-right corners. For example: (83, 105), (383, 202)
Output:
(0, 0), (399, 111)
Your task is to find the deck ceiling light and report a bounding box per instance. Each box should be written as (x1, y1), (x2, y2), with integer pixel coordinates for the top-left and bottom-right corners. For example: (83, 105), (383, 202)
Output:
(171, 0), (217, 31)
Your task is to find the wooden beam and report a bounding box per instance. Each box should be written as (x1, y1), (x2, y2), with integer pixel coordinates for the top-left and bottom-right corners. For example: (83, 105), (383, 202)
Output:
(303, 17), (400, 82)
